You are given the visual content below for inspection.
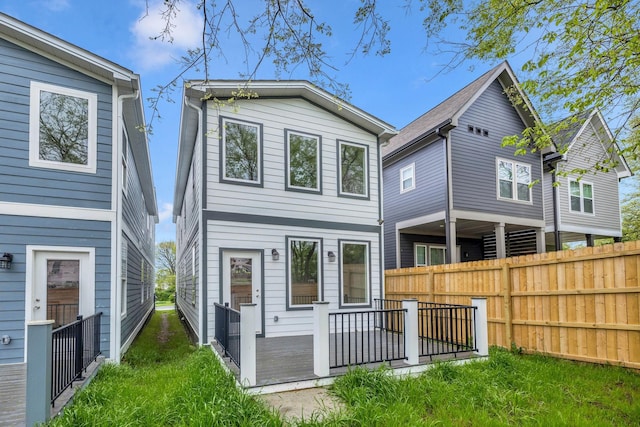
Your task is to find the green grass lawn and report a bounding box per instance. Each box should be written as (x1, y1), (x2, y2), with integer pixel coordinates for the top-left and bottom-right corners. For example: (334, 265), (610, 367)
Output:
(48, 311), (640, 426)
(154, 300), (174, 307)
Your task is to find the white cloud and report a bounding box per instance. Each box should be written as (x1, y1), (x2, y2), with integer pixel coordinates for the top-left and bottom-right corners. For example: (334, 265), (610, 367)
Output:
(157, 201), (173, 223)
(130, 0), (201, 70)
(155, 202), (175, 243)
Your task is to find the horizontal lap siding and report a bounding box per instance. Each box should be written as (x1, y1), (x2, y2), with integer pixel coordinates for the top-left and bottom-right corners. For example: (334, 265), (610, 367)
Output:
(121, 234), (154, 346)
(0, 38), (112, 209)
(206, 220), (381, 340)
(557, 123), (621, 232)
(0, 215), (112, 363)
(451, 80), (543, 220)
(383, 141), (446, 269)
(205, 98), (379, 225)
(123, 140), (154, 260)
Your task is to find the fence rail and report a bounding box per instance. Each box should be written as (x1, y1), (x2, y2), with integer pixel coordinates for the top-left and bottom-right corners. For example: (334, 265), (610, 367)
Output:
(214, 303), (241, 368)
(51, 312), (102, 404)
(329, 309), (406, 368)
(385, 241), (640, 369)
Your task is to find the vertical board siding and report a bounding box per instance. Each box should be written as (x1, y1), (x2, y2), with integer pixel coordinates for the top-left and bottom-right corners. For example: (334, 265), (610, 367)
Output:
(382, 140), (447, 269)
(451, 79), (543, 219)
(206, 220), (381, 340)
(556, 122), (622, 232)
(204, 98), (380, 224)
(0, 38), (112, 209)
(0, 215), (111, 363)
(385, 241), (640, 369)
(121, 234), (154, 346)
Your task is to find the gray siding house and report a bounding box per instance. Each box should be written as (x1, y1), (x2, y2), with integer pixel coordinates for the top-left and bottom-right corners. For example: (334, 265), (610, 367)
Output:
(383, 62), (547, 269)
(174, 81), (395, 344)
(544, 108), (631, 249)
(0, 12), (156, 421)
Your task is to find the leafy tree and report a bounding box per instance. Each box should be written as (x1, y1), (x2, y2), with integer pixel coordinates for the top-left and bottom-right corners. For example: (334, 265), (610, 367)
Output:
(156, 241), (176, 275)
(289, 134), (318, 189)
(621, 118), (640, 241)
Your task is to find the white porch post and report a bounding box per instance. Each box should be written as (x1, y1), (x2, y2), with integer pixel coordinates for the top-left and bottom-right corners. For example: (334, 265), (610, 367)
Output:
(495, 223), (506, 259)
(403, 299), (419, 365)
(447, 219), (458, 264)
(536, 227), (546, 254)
(313, 301), (330, 377)
(471, 298), (489, 357)
(26, 320), (54, 427)
(240, 304), (256, 386)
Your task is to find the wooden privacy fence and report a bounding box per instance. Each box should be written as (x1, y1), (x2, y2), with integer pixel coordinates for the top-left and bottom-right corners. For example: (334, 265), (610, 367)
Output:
(385, 241), (640, 370)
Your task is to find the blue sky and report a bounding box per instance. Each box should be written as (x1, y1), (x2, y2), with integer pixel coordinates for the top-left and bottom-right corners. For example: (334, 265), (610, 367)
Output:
(1, 0), (545, 242)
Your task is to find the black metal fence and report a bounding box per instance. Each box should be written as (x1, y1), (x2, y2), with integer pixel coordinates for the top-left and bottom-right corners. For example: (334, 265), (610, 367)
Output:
(374, 298), (477, 358)
(329, 309), (406, 368)
(51, 312), (102, 404)
(214, 303), (241, 368)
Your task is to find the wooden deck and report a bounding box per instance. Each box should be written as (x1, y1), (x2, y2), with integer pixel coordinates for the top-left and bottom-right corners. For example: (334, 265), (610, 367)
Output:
(212, 332), (474, 388)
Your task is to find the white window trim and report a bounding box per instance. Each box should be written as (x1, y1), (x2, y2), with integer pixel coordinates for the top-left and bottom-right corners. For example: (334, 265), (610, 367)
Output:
(338, 140), (369, 198)
(496, 157), (532, 204)
(29, 81), (97, 174)
(339, 240), (370, 306)
(221, 117), (262, 185)
(568, 178), (595, 215)
(400, 163), (415, 193)
(428, 245), (447, 266)
(287, 237), (322, 309)
(286, 130), (321, 192)
(414, 243), (427, 267)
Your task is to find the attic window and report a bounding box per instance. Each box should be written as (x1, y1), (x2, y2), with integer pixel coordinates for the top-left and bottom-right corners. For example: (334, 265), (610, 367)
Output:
(468, 125), (474, 133)
(483, 129), (489, 137)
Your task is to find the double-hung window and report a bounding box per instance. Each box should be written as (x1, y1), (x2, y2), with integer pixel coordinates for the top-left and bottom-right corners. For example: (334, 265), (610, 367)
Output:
(497, 158), (531, 202)
(569, 179), (594, 214)
(400, 163), (415, 193)
(340, 240), (370, 306)
(286, 130), (321, 193)
(221, 117), (262, 185)
(338, 140), (368, 198)
(29, 81), (97, 173)
(287, 237), (322, 309)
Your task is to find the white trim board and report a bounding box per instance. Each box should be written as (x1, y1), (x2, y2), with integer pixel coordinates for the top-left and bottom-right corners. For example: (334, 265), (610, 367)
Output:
(0, 201), (116, 222)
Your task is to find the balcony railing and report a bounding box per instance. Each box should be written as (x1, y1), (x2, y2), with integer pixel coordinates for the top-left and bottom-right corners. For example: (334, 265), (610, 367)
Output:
(214, 303), (241, 368)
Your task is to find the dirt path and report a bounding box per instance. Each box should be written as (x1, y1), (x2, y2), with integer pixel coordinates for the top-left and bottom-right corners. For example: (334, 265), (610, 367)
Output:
(157, 312), (172, 343)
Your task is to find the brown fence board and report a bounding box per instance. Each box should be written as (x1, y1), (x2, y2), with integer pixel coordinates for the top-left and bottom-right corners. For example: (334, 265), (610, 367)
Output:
(385, 241), (640, 370)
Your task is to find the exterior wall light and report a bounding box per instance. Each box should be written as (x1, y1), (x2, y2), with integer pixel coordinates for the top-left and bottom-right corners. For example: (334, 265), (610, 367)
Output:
(0, 253), (13, 270)
(328, 251), (336, 262)
(271, 249), (280, 261)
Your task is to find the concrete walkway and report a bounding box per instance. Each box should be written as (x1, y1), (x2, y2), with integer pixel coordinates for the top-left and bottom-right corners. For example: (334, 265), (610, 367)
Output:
(260, 387), (343, 422)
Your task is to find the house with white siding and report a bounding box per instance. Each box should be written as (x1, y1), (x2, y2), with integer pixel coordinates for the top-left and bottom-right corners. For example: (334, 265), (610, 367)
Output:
(173, 80), (395, 343)
(0, 13), (156, 423)
(382, 61), (548, 269)
(543, 108), (631, 249)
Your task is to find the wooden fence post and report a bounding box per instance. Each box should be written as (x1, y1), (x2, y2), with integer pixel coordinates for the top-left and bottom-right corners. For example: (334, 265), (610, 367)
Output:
(502, 263), (513, 347)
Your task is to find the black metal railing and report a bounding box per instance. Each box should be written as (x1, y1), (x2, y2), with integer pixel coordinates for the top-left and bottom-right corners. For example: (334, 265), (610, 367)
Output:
(329, 309), (406, 369)
(51, 312), (102, 404)
(47, 303), (79, 328)
(214, 303), (241, 368)
(374, 298), (477, 358)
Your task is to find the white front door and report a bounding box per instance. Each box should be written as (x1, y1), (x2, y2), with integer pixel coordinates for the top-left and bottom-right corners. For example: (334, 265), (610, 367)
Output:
(30, 250), (94, 328)
(222, 250), (262, 335)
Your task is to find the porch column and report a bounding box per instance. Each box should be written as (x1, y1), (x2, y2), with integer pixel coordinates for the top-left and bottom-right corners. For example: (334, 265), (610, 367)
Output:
(313, 301), (330, 377)
(447, 219), (458, 264)
(495, 223), (506, 259)
(403, 299), (419, 365)
(240, 304), (256, 386)
(536, 227), (546, 254)
(471, 298), (489, 357)
(26, 320), (54, 427)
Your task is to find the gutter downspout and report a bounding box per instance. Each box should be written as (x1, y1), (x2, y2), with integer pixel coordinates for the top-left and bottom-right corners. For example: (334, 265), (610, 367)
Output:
(438, 127), (452, 264)
(113, 88), (140, 363)
(183, 96), (206, 346)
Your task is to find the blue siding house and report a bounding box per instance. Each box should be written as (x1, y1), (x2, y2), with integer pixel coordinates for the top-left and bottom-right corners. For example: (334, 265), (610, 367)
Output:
(0, 12), (157, 422)
(383, 62), (548, 269)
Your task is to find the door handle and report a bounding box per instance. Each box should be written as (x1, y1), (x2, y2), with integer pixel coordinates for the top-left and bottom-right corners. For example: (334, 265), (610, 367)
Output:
(34, 305), (41, 310)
